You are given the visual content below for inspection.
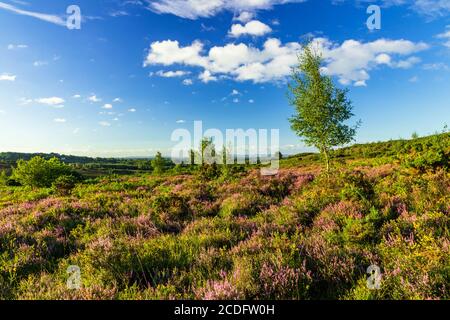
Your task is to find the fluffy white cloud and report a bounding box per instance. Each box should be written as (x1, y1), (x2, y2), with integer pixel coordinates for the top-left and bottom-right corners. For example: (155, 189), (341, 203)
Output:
(113, 97), (123, 102)
(0, 73), (16, 81)
(317, 38), (428, 85)
(147, 0), (306, 19)
(234, 11), (254, 23)
(35, 97), (65, 106)
(88, 95), (101, 102)
(128, 108), (137, 112)
(144, 40), (208, 67)
(144, 37), (428, 85)
(182, 78), (193, 85)
(102, 103), (113, 109)
(229, 20), (272, 37)
(54, 118), (66, 123)
(153, 70), (191, 77)
(72, 94), (81, 99)
(199, 70), (217, 83)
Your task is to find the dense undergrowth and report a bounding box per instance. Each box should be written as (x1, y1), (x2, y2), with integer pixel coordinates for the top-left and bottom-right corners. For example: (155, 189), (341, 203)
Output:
(0, 133), (448, 300)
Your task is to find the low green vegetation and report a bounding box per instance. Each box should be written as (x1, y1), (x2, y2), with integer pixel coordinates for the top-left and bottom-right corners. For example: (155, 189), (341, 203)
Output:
(0, 132), (448, 300)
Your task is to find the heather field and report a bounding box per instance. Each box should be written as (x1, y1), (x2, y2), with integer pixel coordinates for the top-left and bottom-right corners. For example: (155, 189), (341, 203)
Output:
(0, 133), (448, 300)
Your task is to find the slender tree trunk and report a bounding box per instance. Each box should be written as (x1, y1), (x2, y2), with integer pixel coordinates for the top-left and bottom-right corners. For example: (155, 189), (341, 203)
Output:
(323, 148), (330, 173)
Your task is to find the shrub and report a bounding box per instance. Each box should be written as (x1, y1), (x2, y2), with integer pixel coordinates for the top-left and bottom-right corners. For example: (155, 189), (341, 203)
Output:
(0, 170), (7, 186)
(52, 175), (79, 196)
(12, 157), (78, 188)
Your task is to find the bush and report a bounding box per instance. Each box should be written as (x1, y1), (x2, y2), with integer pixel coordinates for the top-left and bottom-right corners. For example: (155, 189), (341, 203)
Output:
(400, 133), (449, 171)
(52, 175), (79, 195)
(0, 170), (7, 186)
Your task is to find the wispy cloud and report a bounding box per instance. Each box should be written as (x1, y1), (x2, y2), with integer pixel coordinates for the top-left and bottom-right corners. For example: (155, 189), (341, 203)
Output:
(436, 28), (450, 48)
(99, 121), (111, 127)
(148, 0), (307, 19)
(88, 95), (102, 103)
(0, 73), (16, 81)
(0, 1), (66, 26)
(7, 44), (28, 50)
(33, 60), (48, 67)
(151, 70), (191, 78)
(35, 97), (65, 107)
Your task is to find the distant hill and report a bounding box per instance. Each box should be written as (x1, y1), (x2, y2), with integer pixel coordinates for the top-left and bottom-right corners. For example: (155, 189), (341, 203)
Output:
(1, 132), (448, 167)
(0, 152), (99, 164)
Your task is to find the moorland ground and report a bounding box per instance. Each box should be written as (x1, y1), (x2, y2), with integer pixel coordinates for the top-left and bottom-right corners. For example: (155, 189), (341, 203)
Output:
(0, 133), (448, 300)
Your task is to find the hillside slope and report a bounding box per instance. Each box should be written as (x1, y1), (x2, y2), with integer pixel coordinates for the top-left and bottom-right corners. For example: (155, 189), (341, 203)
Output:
(0, 133), (448, 300)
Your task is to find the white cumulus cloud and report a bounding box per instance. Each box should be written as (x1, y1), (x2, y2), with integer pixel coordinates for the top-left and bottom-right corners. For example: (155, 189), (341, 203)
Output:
(229, 20), (272, 37)
(88, 95), (102, 103)
(0, 73), (16, 81)
(234, 11), (254, 23)
(144, 36), (428, 85)
(152, 70), (191, 77)
(35, 97), (65, 106)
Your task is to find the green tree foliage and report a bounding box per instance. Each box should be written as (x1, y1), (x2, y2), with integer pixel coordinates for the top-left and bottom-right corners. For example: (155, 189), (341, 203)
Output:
(288, 42), (360, 172)
(201, 137), (216, 165)
(401, 132), (449, 171)
(198, 137), (220, 180)
(12, 156), (78, 188)
(189, 149), (196, 166)
(151, 152), (166, 175)
(52, 175), (79, 195)
(0, 170), (7, 186)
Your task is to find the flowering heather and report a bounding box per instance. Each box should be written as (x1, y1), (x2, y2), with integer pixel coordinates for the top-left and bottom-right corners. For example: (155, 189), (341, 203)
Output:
(196, 272), (241, 300)
(0, 145), (448, 300)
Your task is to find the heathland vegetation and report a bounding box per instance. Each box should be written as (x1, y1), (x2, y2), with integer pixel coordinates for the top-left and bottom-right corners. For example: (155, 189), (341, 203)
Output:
(0, 44), (448, 300)
(0, 131), (448, 299)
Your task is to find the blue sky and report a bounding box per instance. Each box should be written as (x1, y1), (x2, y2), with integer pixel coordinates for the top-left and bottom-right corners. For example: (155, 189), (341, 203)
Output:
(0, 0), (449, 157)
